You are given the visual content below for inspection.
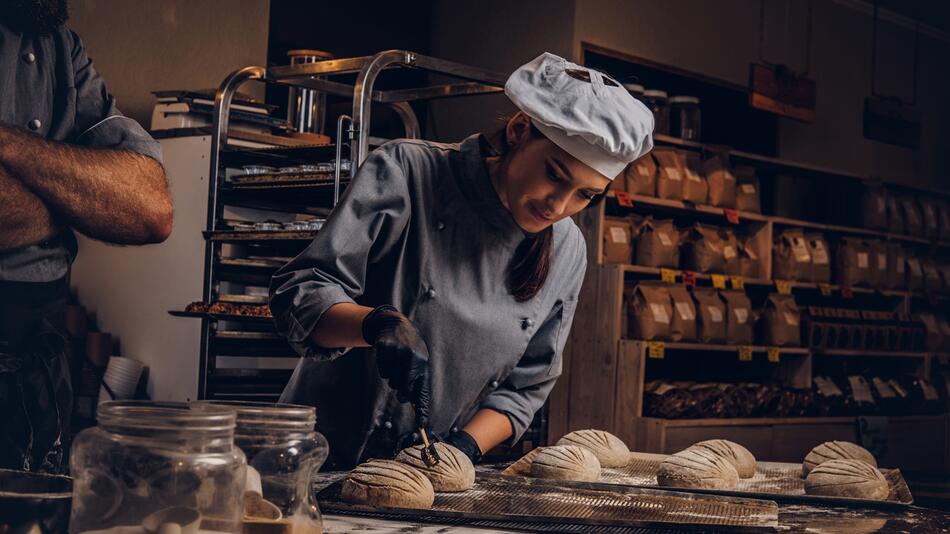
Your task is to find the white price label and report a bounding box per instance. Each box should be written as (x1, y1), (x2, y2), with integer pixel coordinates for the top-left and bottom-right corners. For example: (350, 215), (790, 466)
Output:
(734, 308), (749, 324)
(723, 246), (736, 259)
(658, 233), (673, 247)
(650, 303), (670, 324)
(784, 311), (800, 326)
(708, 306), (724, 323)
(741, 184), (756, 194)
(666, 168), (682, 181)
(877, 253), (887, 270)
(675, 302), (695, 320)
(609, 226), (628, 244)
(857, 252), (869, 269)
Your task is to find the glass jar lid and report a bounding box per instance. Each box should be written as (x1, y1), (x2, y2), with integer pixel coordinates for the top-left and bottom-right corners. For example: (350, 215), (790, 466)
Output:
(642, 89), (669, 99)
(623, 83), (645, 93)
(670, 95), (701, 105)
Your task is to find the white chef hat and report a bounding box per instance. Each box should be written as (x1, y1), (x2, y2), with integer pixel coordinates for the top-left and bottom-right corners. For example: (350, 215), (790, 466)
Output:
(505, 52), (654, 180)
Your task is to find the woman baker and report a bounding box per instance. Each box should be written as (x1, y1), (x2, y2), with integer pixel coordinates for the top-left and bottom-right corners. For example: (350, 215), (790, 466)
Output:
(269, 52), (654, 468)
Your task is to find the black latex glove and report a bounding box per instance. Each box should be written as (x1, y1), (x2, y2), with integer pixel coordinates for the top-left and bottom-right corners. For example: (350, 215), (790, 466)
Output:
(362, 305), (432, 426)
(445, 429), (482, 463)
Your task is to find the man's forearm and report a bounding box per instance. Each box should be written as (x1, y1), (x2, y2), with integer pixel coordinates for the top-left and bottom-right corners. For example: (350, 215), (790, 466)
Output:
(463, 408), (514, 454)
(309, 302), (374, 348)
(0, 164), (58, 251)
(0, 124), (173, 244)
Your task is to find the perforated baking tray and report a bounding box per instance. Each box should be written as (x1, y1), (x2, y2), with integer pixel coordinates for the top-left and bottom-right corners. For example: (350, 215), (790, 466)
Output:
(315, 471), (778, 532)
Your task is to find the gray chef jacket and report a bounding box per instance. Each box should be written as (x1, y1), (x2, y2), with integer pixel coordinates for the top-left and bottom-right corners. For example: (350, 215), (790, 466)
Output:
(270, 134), (587, 468)
(0, 22), (163, 282)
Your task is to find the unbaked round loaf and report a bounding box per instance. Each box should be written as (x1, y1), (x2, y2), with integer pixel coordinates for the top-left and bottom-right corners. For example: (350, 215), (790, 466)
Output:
(804, 459), (888, 500)
(530, 445), (601, 482)
(656, 447), (739, 490)
(395, 442), (475, 492)
(556, 429), (630, 468)
(341, 459), (434, 509)
(503, 447), (546, 476)
(802, 441), (877, 477)
(691, 439), (757, 479)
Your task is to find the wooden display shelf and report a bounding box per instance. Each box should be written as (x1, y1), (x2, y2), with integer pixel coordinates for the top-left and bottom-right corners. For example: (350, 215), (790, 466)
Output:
(621, 264), (772, 287)
(813, 348), (933, 359)
(625, 340), (809, 355)
(203, 229), (318, 242)
(606, 191), (770, 223)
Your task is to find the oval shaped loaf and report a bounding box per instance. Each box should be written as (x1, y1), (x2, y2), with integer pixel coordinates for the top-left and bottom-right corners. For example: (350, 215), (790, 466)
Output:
(691, 439), (757, 479)
(556, 429), (630, 468)
(395, 442), (475, 492)
(802, 441), (877, 477)
(341, 459), (434, 509)
(804, 459), (888, 500)
(530, 445), (601, 482)
(503, 446), (546, 476)
(656, 447), (739, 490)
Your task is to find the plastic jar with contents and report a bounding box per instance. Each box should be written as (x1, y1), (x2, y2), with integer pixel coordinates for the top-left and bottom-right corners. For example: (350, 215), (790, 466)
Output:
(623, 83), (645, 102)
(670, 96), (702, 141)
(202, 401), (328, 532)
(642, 89), (670, 135)
(69, 401), (246, 533)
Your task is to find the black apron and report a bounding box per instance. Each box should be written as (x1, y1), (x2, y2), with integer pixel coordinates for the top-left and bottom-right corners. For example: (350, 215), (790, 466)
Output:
(0, 277), (72, 473)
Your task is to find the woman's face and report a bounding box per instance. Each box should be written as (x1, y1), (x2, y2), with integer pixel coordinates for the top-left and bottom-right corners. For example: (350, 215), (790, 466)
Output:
(494, 113), (612, 234)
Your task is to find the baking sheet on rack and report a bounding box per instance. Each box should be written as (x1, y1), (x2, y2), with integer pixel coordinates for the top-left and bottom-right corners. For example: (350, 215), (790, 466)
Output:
(314, 471), (778, 532)
(485, 451), (912, 508)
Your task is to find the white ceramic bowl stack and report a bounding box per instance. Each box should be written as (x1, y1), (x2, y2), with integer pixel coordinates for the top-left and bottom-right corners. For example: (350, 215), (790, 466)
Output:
(98, 356), (145, 404)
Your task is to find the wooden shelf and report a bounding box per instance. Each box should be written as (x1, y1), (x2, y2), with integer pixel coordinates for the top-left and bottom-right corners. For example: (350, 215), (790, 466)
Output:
(620, 264), (772, 286)
(203, 230), (318, 242)
(626, 339), (810, 355)
(813, 349), (933, 359)
(607, 191), (770, 223)
(640, 416), (857, 427)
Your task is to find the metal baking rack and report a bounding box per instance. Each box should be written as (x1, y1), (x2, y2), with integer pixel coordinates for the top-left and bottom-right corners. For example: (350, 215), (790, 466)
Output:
(169, 50), (505, 402)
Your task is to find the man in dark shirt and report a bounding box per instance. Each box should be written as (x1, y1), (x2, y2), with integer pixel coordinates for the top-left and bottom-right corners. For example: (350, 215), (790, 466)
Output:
(0, 0), (173, 472)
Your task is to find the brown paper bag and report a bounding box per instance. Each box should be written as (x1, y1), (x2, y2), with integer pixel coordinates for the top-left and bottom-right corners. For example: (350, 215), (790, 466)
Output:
(905, 254), (924, 291)
(867, 240), (888, 289)
(762, 293), (801, 347)
(681, 150), (708, 204)
(653, 148), (684, 200)
(805, 233), (831, 283)
(602, 217), (633, 264)
(918, 197), (940, 239)
(721, 289), (754, 344)
(628, 283), (673, 341)
(936, 199), (950, 241)
(773, 229), (812, 281)
(633, 217), (680, 268)
(734, 166), (761, 213)
(681, 223), (725, 274)
(922, 258), (943, 291)
(885, 242), (906, 289)
(669, 285), (697, 342)
(900, 196), (924, 237)
(691, 287), (727, 343)
(739, 238), (761, 279)
(861, 184), (888, 231)
(625, 153), (657, 196)
(721, 228), (741, 276)
(837, 238), (871, 287)
(704, 152), (737, 208)
(887, 196), (905, 235)
(919, 313), (943, 352)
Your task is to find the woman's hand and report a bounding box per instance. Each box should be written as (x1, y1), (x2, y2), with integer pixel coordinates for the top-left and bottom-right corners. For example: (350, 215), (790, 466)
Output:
(362, 305), (432, 426)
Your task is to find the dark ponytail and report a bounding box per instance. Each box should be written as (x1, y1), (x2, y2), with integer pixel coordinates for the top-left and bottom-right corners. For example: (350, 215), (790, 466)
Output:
(489, 123), (554, 302)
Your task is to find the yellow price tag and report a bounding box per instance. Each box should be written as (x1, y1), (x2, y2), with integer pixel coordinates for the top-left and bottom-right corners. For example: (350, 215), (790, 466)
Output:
(730, 276), (745, 290)
(660, 268), (677, 284)
(648, 341), (665, 359)
(711, 274), (727, 289)
(738, 345), (753, 361)
(776, 280), (791, 295)
(767, 347), (780, 363)
(818, 283), (833, 296)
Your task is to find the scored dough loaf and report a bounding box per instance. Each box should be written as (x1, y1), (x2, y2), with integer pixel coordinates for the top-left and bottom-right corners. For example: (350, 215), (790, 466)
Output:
(530, 445), (601, 482)
(556, 429), (631, 468)
(395, 442), (475, 492)
(691, 439), (757, 479)
(803, 441), (877, 477)
(656, 447), (739, 490)
(341, 459), (435, 509)
(503, 447), (546, 476)
(804, 459), (889, 500)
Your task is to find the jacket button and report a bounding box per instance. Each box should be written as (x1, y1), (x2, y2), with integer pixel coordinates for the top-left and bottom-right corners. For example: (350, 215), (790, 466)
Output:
(426, 288), (436, 299)
(490, 380), (500, 388)
(383, 420), (393, 429)
(23, 52), (36, 64)
(28, 119), (41, 130)
(411, 432), (420, 441)
(435, 220), (445, 231)
(521, 318), (534, 330)
(451, 426), (459, 434)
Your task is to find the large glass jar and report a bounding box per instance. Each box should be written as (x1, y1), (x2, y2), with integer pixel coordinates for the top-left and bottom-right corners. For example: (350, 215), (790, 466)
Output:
(642, 89), (670, 135)
(203, 401), (328, 532)
(69, 401), (246, 533)
(670, 95), (702, 140)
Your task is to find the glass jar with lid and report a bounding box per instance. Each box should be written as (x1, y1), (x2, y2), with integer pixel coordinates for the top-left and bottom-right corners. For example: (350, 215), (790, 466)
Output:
(69, 401), (246, 533)
(623, 83), (645, 102)
(202, 401), (328, 531)
(670, 95), (702, 140)
(642, 89), (670, 135)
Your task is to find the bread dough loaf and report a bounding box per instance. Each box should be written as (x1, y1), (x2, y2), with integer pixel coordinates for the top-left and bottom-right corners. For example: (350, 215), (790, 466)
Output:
(691, 439), (757, 478)
(556, 429), (630, 468)
(804, 459), (888, 500)
(530, 445), (601, 482)
(341, 459), (434, 509)
(395, 442), (475, 492)
(502, 447), (546, 476)
(656, 447), (739, 490)
(803, 441), (877, 477)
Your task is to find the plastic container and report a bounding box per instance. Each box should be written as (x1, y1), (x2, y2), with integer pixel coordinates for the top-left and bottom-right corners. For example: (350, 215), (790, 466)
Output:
(670, 96), (701, 140)
(69, 401), (246, 533)
(202, 401), (328, 531)
(642, 90), (670, 135)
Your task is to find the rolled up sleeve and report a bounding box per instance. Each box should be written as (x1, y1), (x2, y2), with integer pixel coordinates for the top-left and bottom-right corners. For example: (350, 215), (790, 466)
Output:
(68, 30), (163, 165)
(269, 148), (411, 359)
